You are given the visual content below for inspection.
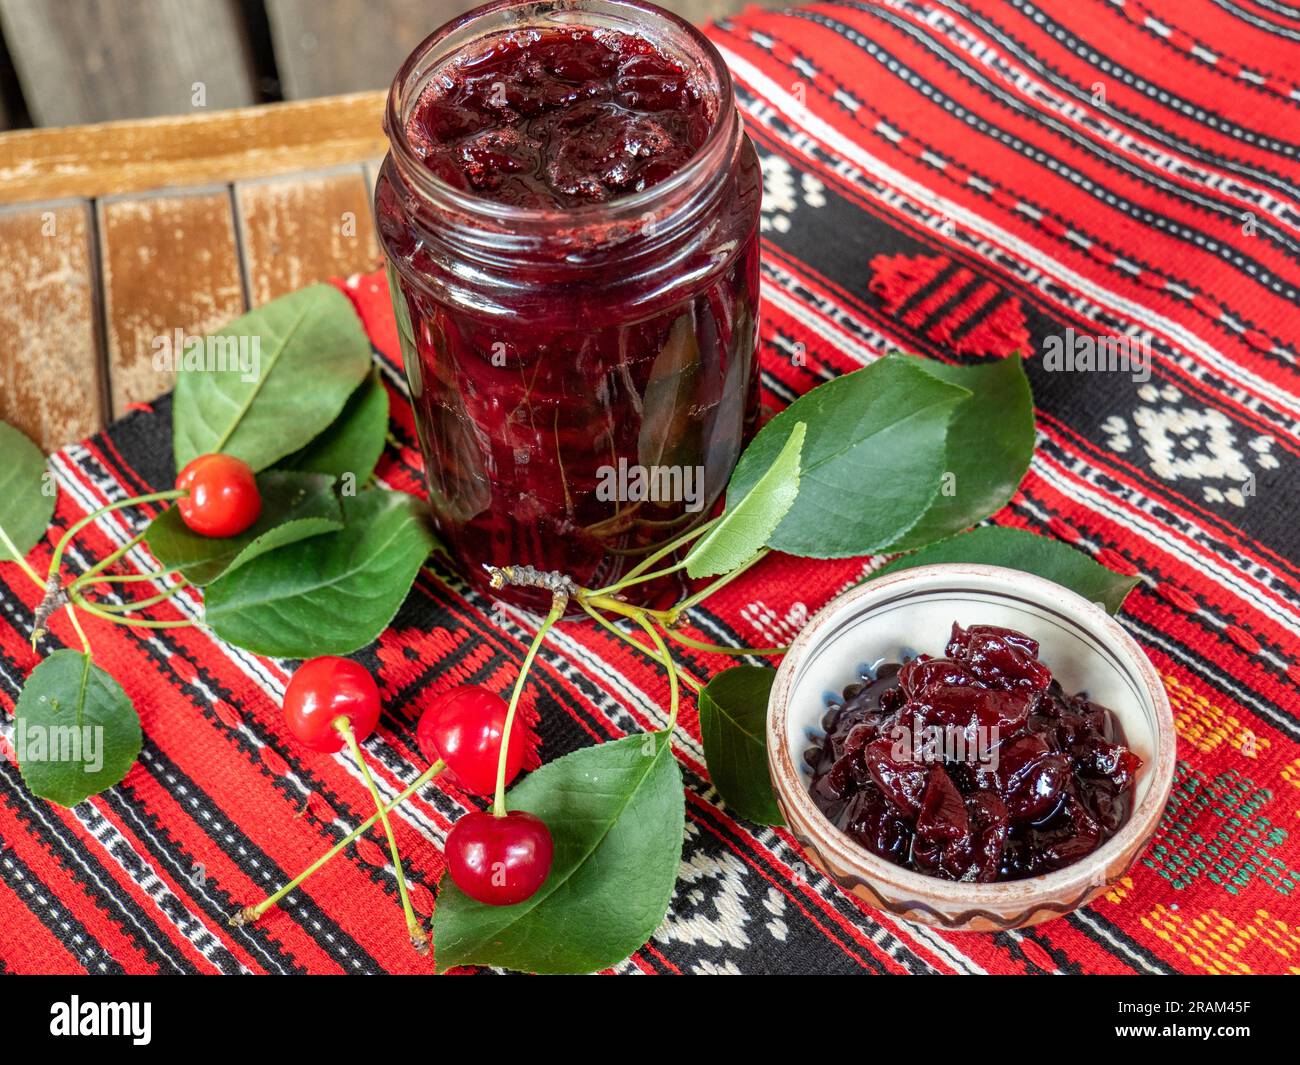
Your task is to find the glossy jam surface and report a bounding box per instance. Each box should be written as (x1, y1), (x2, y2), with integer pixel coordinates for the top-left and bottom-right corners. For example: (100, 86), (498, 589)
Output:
(406, 28), (712, 209)
(804, 624), (1143, 882)
(378, 18), (761, 609)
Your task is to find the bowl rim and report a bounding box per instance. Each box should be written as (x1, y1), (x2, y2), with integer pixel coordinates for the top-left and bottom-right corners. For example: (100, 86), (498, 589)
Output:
(767, 562), (1176, 908)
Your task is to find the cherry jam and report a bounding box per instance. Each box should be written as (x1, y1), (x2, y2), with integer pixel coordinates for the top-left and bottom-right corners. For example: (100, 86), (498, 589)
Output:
(804, 624), (1143, 883)
(376, 1), (761, 609)
(405, 28), (712, 209)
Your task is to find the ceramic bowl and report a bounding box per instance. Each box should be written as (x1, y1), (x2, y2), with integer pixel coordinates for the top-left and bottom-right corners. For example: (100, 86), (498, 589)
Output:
(767, 563), (1175, 931)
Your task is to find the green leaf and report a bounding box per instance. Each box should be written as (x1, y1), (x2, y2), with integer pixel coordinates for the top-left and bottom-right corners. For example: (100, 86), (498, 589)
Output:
(637, 315), (704, 471)
(0, 421), (55, 562)
(14, 650), (142, 807)
(278, 366), (389, 485)
(698, 666), (783, 825)
(433, 732), (684, 975)
(724, 356), (969, 558)
(204, 489), (437, 657)
(686, 422), (805, 578)
(884, 354), (1035, 551)
(173, 284), (373, 472)
(871, 527), (1140, 614)
(144, 471), (342, 586)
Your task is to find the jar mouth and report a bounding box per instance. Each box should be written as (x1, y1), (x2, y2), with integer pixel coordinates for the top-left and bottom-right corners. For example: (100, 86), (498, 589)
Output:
(384, 0), (739, 228)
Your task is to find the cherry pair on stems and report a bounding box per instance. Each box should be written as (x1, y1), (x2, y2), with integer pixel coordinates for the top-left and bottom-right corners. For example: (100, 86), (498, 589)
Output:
(233, 659), (555, 951)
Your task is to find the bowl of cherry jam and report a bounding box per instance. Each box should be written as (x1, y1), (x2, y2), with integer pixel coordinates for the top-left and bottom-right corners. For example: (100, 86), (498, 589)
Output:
(767, 564), (1175, 930)
(376, 0), (761, 611)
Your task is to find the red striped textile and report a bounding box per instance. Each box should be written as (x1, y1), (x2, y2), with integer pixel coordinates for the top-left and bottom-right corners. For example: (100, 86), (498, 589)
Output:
(1, 0), (1298, 974)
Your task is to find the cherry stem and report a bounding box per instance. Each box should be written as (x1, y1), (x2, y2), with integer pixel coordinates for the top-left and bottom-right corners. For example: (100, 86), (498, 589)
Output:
(594, 559), (685, 595)
(81, 579), (190, 615)
(335, 716), (428, 954)
(76, 529), (149, 584)
(587, 516), (718, 596)
(47, 490), (185, 582)
(67, 590), (195, 629)
(663, 549), (769, 626)
(0, 524), (45, 590)
(493, 595), (566, 818)
(659, 627), (786, 657)
(231, 760), (444, 928)
(73, 570), (178, 587)
(5, 523), (95, 654)
(64, 603), (91, 655)
(578, 600), (703, 694)
(630, 610), (680, 731)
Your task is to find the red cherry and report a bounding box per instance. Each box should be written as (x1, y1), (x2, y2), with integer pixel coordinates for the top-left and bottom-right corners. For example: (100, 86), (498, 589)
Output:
(444, 809), (553, 906)
(283, 657), (382, 753)
(416, 686), (526, 795)
(176, 454), (261, 538)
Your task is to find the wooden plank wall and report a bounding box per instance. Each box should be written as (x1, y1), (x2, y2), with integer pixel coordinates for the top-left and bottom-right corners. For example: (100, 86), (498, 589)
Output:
(0, 0), (260, 126)
(0, 161), (388, 454)
(0, 201), (106, 448)
(264, 0), (462, 101)
(0, 0), (788, 126)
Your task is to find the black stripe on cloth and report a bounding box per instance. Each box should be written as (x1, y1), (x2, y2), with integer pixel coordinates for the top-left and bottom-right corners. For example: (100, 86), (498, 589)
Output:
(124, 743), (383, 975)
(0, 760), (173, 975)
(0, 801), (130, 975)
(926, 0), (1300, 201)
(828, 0), (1300, 252)
(785, 6), (1300, 306)
(1006, 0), (1300, 159)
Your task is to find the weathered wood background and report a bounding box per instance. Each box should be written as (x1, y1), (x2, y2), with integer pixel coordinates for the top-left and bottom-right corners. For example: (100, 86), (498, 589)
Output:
(0, 0), (784, 129)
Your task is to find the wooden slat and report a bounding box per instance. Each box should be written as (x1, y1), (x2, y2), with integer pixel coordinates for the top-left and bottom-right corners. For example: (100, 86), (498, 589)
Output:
(0, 91), (387, 206)
(235, 166), (381, 305)
(0, 0), (257, 127)
(97, 188), (246, 419)
(267, 0), (463, 100)
(0, 201), (104, 451)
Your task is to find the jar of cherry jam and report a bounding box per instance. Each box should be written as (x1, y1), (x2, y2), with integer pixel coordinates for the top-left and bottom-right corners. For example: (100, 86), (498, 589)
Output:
(376, 0), (762, 610)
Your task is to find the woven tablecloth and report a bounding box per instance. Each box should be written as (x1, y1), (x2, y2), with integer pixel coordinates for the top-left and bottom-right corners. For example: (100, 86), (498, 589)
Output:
(2, 0), (1298, 975)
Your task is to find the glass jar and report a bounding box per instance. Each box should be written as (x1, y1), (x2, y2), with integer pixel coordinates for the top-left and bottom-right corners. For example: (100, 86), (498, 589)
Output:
(376, 0), (762, 610)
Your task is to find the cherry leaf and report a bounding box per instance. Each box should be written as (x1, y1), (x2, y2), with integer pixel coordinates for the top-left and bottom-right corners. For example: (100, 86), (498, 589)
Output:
(433, 732), (684, 974)
(0, 420), (54, 562)
(203, 489), (437, 657)
(278, 366), (390, 485)
(685, 422), (804, 578)
(871, 527), (1140, 614)
(883, 354), (1034, 551)
(724, 356), (968, 558)
(698, 666), (783, 825)
(172, 284), (373, 472)
(14, 650), (142, 807)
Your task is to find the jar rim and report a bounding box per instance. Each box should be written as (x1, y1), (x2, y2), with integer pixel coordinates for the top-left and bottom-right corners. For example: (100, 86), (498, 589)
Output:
(384, 0), (739, 227)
